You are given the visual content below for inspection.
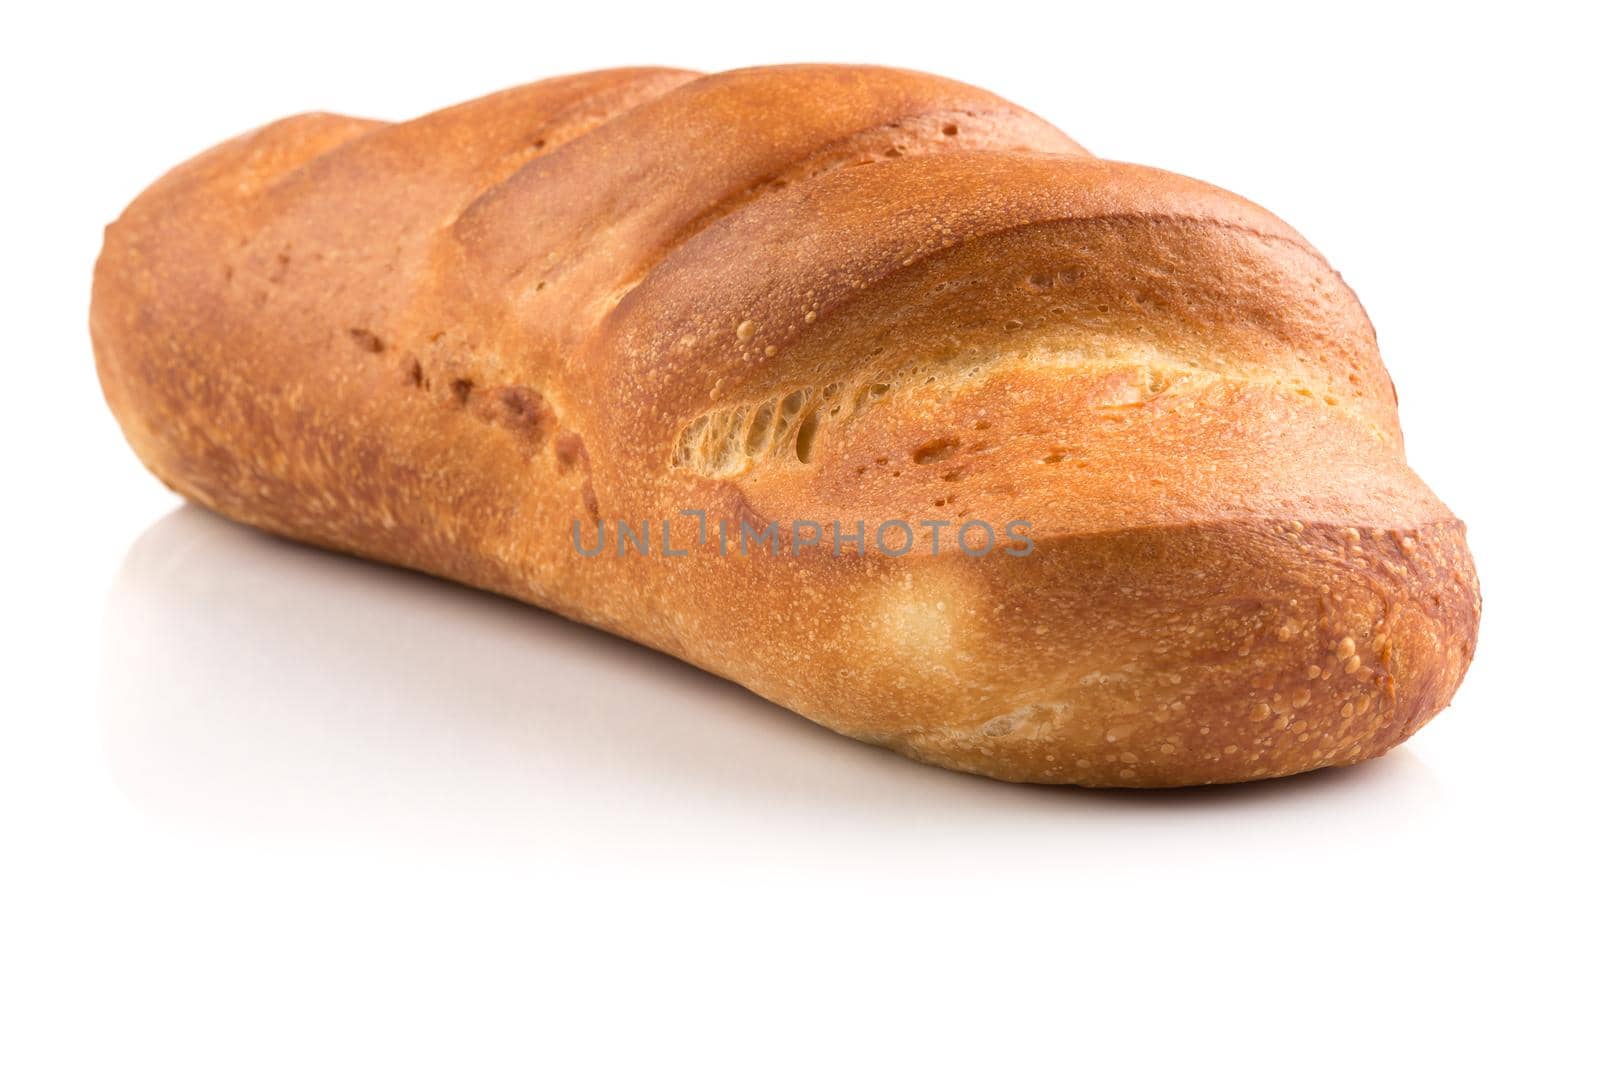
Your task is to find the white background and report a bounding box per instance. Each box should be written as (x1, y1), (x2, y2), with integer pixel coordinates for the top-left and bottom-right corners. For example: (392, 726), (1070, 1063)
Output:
(4, 2), (1595, 1062)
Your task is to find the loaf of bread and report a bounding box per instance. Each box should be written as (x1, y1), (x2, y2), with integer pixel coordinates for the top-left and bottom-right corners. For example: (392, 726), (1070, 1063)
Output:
(91, 64), (1479, 786)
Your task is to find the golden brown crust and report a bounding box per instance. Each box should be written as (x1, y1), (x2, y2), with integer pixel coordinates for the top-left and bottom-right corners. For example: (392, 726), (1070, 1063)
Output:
(90, 64), (1480, 786)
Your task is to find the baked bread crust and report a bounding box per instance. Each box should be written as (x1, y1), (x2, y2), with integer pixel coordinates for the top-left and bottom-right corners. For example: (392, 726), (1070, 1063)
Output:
(91, 64), (1480, 786)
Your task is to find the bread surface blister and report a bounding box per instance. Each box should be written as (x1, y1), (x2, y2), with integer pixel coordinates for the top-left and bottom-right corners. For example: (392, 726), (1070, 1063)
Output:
(91, 65), (1480, 786)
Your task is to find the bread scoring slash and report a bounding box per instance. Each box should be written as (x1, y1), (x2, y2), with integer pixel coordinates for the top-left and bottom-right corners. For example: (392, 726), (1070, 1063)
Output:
(90, 65), (1480, 786)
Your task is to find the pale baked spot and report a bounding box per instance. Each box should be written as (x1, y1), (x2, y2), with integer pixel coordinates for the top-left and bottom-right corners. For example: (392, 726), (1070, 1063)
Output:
(870, 570), (965, 675)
